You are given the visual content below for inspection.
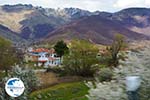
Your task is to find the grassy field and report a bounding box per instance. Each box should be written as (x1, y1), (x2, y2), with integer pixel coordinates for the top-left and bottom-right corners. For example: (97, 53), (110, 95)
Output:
(30, 81), (89, 100)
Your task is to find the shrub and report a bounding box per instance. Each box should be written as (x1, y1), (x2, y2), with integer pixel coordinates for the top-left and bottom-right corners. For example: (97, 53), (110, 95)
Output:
(86, 45), (150, 100)
(63, 40), (99, 77)
(0, 66), (40, 100)
(46, 67), (62, 73)
(86, 81), (127, 100)
(97, 68), (113, 82)
(46, 67), (66, 76)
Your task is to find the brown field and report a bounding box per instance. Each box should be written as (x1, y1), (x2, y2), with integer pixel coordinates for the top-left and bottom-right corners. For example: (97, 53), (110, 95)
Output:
(36, 72), (84, 89)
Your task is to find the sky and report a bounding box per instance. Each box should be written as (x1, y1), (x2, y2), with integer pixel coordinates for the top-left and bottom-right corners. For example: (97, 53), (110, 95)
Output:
(0, 0), (150, 12)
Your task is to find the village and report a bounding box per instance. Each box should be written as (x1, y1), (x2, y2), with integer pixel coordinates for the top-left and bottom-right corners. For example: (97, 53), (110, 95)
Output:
(25, 47), (61, 67)
(1, 34), (149, 100)
(0, 1), (150, 100)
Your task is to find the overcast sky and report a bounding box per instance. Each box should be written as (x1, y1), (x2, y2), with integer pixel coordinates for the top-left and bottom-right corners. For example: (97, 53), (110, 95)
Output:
(0, 0), (150, 12)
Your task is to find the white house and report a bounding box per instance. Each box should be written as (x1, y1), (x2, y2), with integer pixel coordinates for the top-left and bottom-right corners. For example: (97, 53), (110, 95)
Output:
(25, 48), (61, 67)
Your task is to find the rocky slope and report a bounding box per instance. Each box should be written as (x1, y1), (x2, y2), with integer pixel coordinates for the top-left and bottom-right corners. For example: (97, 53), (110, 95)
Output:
(0, 4), (150, 44)
(0, 25), (26, 43)
(0, 4), (96, 40)
(100, 8), (150, 36)
(46, 15), (147, 44)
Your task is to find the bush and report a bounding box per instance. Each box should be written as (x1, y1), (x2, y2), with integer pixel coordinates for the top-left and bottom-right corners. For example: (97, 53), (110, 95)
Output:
(46, 67), (67, 76)
(46, 67), (61, 73)
(97, 68), (113, 82)
(0, 66), (40, 100)
(63, 40), (99, 77)
(87, 46), (150, 100)
(86, 81), (127, 100)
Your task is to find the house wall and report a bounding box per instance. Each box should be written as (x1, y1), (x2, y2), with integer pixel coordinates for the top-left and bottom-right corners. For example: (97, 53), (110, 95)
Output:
(24, 48), (61, 67)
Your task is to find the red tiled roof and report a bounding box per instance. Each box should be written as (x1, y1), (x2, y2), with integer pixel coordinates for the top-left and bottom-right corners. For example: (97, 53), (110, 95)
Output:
(31, 48), (55, 53)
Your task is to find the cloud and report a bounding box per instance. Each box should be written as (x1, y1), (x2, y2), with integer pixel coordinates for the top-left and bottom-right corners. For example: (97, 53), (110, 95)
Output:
(0, 0), (116, 12)
(0, 0), (149, 12)
(32, 0), (109, 12)
(114, 0), (145, 8)
(145, 0), (150, 6)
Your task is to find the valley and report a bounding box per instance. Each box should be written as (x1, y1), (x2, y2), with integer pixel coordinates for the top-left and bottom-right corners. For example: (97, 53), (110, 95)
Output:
(0, 4), (150, 45)
(0, 4), (150, 100)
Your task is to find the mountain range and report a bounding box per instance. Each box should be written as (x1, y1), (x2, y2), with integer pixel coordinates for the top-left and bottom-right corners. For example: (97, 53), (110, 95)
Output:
(0, 4), (150, 44)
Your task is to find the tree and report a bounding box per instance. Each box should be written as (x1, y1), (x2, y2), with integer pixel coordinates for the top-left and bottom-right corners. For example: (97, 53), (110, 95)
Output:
(0, 37), (18, 75)
(54, 40), (69, 63)
(86, 81), (127, 100)
(86, 45), (150, 100)
(63, 40), (99, 77)
(0, 66), (40, 100)
(108, 34), (127, 67)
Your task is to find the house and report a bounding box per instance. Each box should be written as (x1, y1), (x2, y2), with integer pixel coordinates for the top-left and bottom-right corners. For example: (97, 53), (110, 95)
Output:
(25, 48), (61, 67)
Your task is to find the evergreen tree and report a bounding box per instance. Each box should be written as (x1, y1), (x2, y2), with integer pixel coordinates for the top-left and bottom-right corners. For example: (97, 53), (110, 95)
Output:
(54, 40), (69, 63)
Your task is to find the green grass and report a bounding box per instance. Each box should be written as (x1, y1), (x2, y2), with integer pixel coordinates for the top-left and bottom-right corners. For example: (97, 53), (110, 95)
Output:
(30, 82), (89, 100)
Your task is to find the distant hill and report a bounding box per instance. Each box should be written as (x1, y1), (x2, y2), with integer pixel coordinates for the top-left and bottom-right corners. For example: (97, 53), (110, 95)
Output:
(0, 4), (96, 40)
(0, 4), (150, 44)
(45, 15), (148, 44)
(99, 8), (150, 36)
(0, 24), (26, 43)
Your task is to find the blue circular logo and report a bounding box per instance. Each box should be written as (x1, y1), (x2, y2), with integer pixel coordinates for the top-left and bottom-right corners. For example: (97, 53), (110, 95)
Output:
(5, 78), (25, 97)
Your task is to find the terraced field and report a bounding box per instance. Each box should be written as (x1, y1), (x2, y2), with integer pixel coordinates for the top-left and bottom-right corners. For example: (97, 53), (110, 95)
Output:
(30, 82), (89, 100)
